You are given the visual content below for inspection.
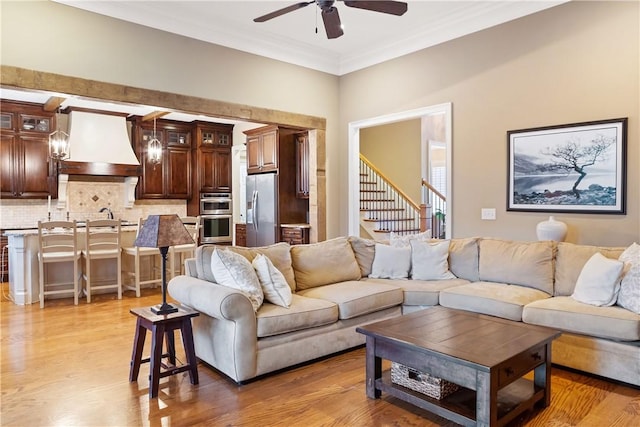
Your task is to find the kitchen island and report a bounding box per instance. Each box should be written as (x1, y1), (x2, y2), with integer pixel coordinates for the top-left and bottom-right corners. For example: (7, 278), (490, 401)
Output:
(4, 224), (140, 305)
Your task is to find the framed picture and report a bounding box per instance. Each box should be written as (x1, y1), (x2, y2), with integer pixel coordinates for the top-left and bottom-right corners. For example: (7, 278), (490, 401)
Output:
(507, 118), (627, 214)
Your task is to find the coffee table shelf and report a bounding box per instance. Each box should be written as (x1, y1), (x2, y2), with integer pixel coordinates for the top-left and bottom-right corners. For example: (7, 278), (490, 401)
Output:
(377, 371), (545, 427)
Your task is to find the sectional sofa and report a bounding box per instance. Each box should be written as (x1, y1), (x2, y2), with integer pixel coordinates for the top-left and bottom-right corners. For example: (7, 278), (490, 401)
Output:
(167, 236), (640, 386)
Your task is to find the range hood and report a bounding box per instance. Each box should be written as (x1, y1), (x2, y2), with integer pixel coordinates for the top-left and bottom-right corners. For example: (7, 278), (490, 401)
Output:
(57, 111), (142, 209)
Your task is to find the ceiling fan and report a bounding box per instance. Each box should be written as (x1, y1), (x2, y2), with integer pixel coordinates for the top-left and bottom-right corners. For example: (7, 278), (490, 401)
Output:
(254, 1), (408, 39)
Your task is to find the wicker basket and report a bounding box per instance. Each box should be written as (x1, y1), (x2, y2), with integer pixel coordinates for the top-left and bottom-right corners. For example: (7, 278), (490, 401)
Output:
(390, 362), (460, 400)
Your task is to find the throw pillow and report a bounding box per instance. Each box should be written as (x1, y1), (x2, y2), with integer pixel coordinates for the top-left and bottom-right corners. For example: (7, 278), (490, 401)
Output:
(290, 237), (361, 291)
(617, 242), (640, 314)
(211, 249), (263, 311)
(348, 236), (376, 277)
(389, 230), (432, 248)
(410, 239), (456, 280)
(571, 252), (624, 307)
(369, 243), (411, 280)
(252, 254), (292, 308)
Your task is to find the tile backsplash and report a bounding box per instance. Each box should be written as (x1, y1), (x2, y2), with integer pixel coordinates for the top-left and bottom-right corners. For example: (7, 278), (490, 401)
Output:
(1, 180), (186, 229)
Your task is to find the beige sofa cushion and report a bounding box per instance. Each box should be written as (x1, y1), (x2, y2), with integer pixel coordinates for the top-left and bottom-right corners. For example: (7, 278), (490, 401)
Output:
(297, 280), (403, 320)
(479, 239), (555, 294)
(555, 242), (626, 296)
(523, 296), (640, 341)
(439, 282), (551, 321)
(256, 294), (338, 338)
(365, 277), (470, 306)
(348, 236), (376, 277)
(291, 237), (361, 290)
(195, 243), (296, 291)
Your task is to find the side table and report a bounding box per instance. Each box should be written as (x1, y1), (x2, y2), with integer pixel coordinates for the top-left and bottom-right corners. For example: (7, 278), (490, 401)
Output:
(129, 305), (200, 398)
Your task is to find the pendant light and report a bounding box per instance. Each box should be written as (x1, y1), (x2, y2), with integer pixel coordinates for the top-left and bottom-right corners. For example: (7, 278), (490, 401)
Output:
(148, 117), (162, 165)
(49, 108), (70, 161)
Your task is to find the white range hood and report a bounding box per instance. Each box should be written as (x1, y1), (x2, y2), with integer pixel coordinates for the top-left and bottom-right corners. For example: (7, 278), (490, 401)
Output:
(57, 111), (141, 208)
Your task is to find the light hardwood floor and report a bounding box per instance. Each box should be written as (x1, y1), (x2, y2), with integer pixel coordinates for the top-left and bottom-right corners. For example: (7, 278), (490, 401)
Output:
(1, 286), (639, 426)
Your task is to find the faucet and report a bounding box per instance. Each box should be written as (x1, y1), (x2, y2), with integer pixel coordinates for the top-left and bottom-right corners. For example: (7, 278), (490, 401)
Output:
(99, 207), (114, 220)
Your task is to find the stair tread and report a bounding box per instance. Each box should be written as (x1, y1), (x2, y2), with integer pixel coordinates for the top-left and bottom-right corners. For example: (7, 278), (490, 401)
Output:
(363, 218), (415, 222)
(373, 228), (420, 234)
(360, 208), (404, 212)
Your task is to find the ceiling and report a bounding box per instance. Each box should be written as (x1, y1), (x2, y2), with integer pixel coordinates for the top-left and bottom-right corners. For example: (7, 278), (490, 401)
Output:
(54, 0), (567, 76)
(2, 1), (567, 122)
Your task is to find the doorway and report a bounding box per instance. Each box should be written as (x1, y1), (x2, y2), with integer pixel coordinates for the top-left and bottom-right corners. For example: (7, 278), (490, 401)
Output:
(348, 103), (452, 238)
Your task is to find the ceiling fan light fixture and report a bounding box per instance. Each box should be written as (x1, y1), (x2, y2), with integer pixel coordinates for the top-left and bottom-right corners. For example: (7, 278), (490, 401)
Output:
(253, 0), (407, 39)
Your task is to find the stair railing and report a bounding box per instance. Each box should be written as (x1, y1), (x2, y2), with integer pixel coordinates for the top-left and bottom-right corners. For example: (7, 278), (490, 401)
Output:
(359, 154), (421, 235)
(421, 178), (446, 239)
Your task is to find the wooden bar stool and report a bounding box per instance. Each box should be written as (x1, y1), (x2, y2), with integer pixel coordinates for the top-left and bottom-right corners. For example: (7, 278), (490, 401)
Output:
(37, 220), (81, 308)
(82, 219), (122, 303)
(129, 306), (199, 398)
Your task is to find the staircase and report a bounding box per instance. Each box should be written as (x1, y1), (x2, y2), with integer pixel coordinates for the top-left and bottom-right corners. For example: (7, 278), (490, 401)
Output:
(359, 155), (421, 242)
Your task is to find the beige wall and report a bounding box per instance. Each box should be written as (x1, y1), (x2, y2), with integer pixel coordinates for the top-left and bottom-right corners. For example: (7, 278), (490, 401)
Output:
(2, 1), (638, 246)
(339, 1), (639, 246)
(360, 119), (422, 204)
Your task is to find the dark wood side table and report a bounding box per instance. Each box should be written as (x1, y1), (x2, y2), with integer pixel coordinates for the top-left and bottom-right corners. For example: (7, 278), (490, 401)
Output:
(129, 306), (200, 398)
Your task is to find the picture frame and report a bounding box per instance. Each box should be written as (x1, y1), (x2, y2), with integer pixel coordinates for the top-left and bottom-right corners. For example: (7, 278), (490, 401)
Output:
(507, 118), (627, 214)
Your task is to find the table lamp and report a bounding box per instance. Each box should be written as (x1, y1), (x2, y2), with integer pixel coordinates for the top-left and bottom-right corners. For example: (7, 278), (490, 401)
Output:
(134, 214), (194, 315)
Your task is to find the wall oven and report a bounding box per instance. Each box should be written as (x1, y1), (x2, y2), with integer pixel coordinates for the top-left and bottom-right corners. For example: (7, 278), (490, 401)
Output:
(200, 193), (233, 244)
(200, 192), (232, 215)
(200, 214), (233, 244)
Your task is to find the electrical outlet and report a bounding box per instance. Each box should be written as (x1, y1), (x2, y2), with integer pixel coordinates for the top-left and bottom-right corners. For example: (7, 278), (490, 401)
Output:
(481, 208), (496, 220)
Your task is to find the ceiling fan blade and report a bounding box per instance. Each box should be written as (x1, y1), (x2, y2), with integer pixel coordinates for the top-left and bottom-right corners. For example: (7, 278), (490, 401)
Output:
(254, 1), (315, 22)
(322, 7), (344, 39)
(343, 1), (408, 16)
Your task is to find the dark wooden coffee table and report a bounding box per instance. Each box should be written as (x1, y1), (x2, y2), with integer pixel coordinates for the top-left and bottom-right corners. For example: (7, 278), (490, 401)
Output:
(356, 307), (561, 427)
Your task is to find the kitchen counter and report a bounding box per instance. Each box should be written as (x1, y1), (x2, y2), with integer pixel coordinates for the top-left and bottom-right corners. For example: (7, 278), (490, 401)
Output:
(2, 221), (139, 234)
(280, 223), (311, 228)
(5, 226), (140, 305)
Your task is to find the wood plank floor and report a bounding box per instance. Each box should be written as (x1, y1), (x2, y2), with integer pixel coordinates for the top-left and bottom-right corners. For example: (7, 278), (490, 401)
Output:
(1, 287), (639, 426)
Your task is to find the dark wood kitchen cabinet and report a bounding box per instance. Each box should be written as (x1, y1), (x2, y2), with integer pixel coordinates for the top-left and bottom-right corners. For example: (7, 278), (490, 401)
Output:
(186, 122), (233, 217)
(295, 132), (309, 198)
(0, 100), (57, 199)
(194, 122), (233, 193)
(245, 125), (278, 174)
(132, 118), (192, 199)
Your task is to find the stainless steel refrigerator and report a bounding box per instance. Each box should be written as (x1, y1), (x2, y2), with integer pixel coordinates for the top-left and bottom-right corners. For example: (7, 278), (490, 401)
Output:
(246, 173), (278, 247)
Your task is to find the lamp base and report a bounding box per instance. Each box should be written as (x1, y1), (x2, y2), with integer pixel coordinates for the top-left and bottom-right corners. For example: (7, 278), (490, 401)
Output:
(151, 303), (179, 315)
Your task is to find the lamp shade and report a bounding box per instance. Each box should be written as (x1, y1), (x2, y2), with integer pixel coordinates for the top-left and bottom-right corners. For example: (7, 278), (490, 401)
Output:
(134, 214), (194, 248)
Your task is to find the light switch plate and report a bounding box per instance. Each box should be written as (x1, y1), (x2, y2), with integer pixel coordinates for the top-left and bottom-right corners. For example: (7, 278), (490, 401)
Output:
(481, 208), (496, 220)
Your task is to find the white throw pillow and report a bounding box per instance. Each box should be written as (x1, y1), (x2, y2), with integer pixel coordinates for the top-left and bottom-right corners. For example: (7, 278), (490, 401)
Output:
(410, 239), (456, 280)
(617, 242), (640, 314)
(390, 230), (432, 248)
(252, 254), (292, 308)
(211, 249), (263, 311)
(571, 252), (624, 307)
(369, 243), (411, 280)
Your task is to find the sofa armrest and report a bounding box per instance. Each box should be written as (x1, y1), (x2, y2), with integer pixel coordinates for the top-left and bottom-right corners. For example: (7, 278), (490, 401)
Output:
(167, 276), (258, 382)
(168, 275), (255, 323)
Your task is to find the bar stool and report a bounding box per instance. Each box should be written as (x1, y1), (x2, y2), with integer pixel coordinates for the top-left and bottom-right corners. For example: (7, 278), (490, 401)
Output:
(122, 218), (162, 297)
(37, 220), (81, 308)
(168, 216), (199, 279)
(82, 219), (122, 303)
